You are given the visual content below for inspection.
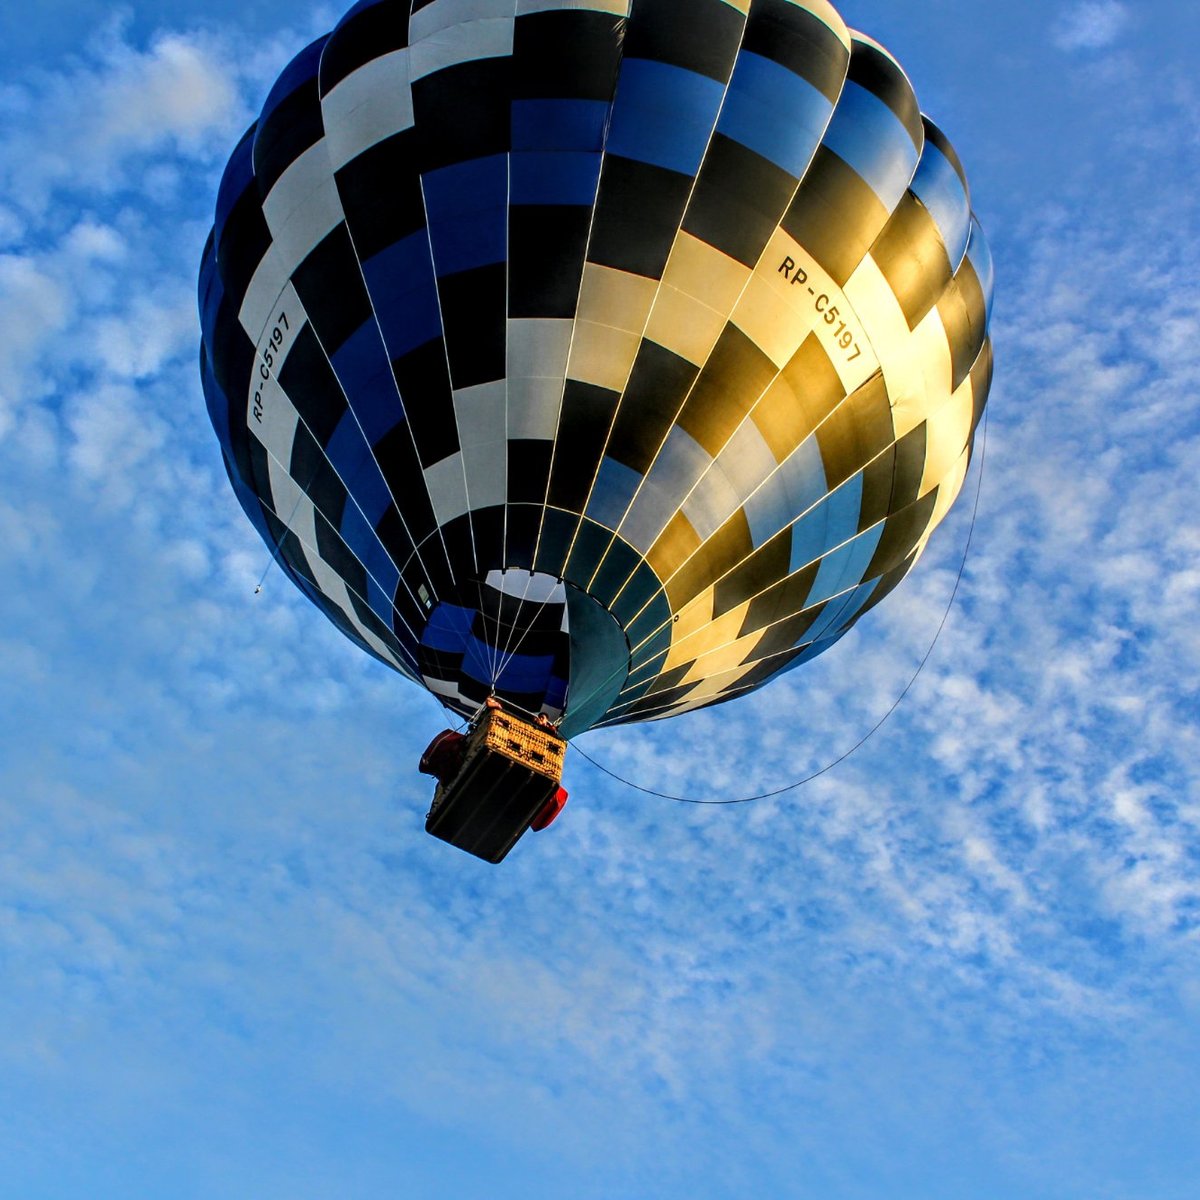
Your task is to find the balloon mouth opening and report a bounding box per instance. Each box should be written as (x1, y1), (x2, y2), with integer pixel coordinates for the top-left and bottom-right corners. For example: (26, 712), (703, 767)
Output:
(416, 569), (630, 735)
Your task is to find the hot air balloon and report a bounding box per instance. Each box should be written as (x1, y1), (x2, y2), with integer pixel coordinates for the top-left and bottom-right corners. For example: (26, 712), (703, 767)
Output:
(199, 0), (994, 861)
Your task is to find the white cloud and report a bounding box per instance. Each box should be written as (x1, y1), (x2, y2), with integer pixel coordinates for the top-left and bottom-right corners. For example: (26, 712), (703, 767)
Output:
(92, 33), (239, 145)
(87, 287), (198, 381)
(1054, 1), (1132, 52)
(0, 25), (240, 213)
(61, 219), (126, 263)
(0, 205), (23, 247)
(66, 382), (168, 504)
(0, 218), (146, 431)
(0, 254), (69, 424)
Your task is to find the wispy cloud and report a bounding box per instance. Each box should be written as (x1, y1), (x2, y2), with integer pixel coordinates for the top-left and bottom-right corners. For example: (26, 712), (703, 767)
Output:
(1053, 1), (1132, 52)
(0, 24), (240, 215)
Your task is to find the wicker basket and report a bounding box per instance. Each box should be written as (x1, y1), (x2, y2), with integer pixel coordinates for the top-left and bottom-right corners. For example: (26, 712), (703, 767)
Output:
(477, 708), (565, 783)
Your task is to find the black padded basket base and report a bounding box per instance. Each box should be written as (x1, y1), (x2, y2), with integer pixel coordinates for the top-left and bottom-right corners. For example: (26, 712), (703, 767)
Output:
(425, 747), (559, 864)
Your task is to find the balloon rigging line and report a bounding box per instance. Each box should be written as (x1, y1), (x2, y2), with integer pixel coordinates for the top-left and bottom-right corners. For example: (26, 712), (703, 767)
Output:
(490, 566), (540, 689)
(568, 409), (990, 806)
(491, 572), (564, 696)
(493, 72), (519, 687)
(254, 476), (318, 595)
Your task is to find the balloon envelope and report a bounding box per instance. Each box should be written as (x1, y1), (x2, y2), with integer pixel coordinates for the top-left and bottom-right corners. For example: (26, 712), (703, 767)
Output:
(199, 0), (994, 737)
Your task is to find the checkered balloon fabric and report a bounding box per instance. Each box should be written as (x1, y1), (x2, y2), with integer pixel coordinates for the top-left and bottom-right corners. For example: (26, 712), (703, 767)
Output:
(199, 0), (994, 734)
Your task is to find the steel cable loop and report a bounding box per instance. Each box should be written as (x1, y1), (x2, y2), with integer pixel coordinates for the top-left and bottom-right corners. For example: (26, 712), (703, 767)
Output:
(567, 407), (991, 806)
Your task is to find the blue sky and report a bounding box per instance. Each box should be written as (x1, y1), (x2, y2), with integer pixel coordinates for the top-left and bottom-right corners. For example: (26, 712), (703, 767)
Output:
(2, 2), (1199, 1197)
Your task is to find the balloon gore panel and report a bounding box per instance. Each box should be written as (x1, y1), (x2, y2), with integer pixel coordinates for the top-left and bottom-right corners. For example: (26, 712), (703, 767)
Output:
(199, 0), (994, 734)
